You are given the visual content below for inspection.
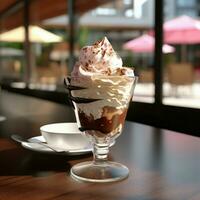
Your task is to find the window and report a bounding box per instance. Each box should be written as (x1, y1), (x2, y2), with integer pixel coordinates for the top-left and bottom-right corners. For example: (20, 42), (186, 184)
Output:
(0, 2), (25, 86)
(75, 0), (155, 103)
(0, 0), (200, 136)
(28, 0), (67, 90)
(163, 0), (200, 109)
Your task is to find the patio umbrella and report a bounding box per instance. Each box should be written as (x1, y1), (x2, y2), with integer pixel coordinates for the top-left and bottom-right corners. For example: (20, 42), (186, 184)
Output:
(123, 34), (175, 68)
(123, 34), (175, 53)
(164, 15), (200, 62)
(0, 26), (62, 43)
(164, 15), (200, 44)
(0, 26), (62, 82)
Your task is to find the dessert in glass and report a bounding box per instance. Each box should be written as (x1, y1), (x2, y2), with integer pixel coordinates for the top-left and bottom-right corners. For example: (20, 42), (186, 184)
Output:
(64, 37), (137, 182)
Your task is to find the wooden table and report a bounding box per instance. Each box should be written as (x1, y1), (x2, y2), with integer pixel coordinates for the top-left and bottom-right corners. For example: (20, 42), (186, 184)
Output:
(0, 91), (200, 200)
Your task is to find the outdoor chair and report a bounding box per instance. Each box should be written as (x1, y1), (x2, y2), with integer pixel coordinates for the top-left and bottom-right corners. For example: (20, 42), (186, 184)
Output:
(167, 63), (194, 97)
(139, 69), (154, 83)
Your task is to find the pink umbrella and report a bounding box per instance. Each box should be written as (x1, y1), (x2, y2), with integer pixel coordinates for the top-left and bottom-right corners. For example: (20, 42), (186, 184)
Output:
(123, 34), (175, 54)
(164, 15), (200, 44)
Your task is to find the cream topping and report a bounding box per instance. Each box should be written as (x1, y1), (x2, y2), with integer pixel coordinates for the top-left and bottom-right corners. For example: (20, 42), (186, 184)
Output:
(71, 37), (134, 77)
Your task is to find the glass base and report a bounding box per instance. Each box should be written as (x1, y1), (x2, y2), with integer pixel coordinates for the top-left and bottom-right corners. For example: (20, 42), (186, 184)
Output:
(70, 161), (129, 183)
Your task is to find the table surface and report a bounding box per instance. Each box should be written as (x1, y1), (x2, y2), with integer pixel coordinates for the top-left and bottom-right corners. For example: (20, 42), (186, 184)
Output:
(0, 91), (200, 200)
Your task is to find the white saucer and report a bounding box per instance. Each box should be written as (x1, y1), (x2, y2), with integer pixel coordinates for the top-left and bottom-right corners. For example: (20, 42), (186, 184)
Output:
(21, 136), (92, 155)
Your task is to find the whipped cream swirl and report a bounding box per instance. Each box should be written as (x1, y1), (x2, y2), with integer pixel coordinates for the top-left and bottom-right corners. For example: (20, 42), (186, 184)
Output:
(71, 37), (134, 77)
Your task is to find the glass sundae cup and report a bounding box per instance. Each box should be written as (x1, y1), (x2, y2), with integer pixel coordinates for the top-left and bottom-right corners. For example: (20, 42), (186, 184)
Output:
(64, 75), (137, 182)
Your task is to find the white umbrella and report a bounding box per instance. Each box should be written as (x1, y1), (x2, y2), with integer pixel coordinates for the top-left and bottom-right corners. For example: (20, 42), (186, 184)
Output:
(0, 26), (63, 82)
(0, 26), (62, 43)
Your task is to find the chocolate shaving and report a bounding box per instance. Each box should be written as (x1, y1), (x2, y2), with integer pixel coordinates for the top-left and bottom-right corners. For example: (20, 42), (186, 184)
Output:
(102, 50), (106, 57)
(83, 47), (88, 51)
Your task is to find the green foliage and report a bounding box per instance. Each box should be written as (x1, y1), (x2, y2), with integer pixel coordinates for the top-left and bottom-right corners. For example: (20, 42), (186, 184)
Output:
(79, 27), (89, 47)
(0, 42), (23, 49)
(163, 53), (176, 67)
(123, 52), (134, 67)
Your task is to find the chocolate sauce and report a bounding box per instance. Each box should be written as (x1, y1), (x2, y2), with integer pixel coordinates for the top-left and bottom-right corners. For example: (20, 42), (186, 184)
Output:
(64, 77), (102, 104)
(78, 109), (128, 134)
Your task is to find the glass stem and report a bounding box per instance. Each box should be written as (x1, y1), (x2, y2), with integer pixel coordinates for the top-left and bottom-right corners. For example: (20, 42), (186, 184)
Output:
(93, 142), (109, 165)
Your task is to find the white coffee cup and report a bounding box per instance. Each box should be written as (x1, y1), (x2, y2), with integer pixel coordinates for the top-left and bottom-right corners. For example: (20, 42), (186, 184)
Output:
(40, 123), (90, 150)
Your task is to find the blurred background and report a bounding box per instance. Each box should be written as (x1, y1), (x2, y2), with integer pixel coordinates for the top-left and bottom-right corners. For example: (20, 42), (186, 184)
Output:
(0, 0), (199, 110)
